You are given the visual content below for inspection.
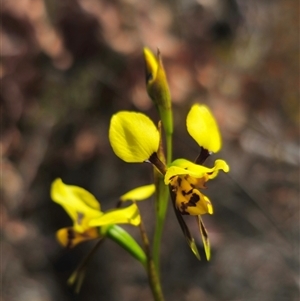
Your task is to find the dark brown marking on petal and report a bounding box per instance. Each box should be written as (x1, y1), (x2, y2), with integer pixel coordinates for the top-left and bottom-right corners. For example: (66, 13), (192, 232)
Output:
(67, 228), (76, 248)
(189, 193), (200, 206)
(178, 191), (200, 215)
(82, 231), (90, 238)
(177, 177), (182, 186)
(183, 175), (197, 189)
(181, 190), (200, 207)
(182, 188), (193, 196)
(179, 201), (189, 214)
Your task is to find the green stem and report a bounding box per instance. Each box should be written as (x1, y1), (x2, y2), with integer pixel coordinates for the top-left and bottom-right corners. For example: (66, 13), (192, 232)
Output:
(152, 178), (169, 275)
(138, 214), (165, 301)
(151, 132), (172, 276)
(166, 133), (172, 165)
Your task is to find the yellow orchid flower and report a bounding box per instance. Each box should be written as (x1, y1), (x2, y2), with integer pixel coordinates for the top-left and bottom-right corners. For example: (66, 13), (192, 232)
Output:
(186, 104), (221, 153)
(165, 103), (229, 261)
(51, 178), (141, 248)
(166, 159), (229, 216)
(109, 111), (160, 163)
(166, 158), (229, 261)
(107, 101), (229, 262)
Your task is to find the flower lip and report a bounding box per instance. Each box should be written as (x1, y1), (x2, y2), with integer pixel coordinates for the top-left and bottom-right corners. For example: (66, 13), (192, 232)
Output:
(170, 175), (213, 216)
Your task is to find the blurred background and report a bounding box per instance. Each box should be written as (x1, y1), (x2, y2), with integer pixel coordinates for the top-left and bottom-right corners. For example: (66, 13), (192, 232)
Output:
(1, 0), (299, 300)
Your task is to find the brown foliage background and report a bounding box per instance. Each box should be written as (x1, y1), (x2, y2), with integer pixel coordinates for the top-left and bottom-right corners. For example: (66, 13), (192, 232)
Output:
(1, 0), (299, 300)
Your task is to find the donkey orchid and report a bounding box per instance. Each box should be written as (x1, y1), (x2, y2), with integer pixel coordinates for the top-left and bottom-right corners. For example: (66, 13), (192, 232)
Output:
(51, 178), (141, 248)
(108, 103), (229, 260)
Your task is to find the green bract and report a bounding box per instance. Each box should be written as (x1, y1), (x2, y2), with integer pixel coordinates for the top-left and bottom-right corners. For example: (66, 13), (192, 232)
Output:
(143, 48), (173, 136)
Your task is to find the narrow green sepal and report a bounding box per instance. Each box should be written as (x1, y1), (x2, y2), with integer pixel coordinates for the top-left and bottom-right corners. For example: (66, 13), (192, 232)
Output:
(103, 225), (147, 268)
(197, 216), (211, 261)
(68, 268), (86, 294)
(67, 238), (105, 294)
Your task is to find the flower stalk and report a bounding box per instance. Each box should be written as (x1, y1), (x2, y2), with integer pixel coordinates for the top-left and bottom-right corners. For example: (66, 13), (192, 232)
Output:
(138, 211), (165, 301)
(143, 48), (173, 275)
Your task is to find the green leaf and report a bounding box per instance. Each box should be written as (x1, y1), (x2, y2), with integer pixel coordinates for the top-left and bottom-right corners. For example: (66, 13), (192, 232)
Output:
(103, 225), (147, 268)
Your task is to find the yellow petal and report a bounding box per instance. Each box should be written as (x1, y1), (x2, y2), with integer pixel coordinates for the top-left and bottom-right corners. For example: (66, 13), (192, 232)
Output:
(56, 227), (99, 248)
(203, 195), (213, 214)
(187, 104), (221, 153)
(170, 176), (213, 215)
(207, 159), (230, 179)
(120, 184), (155, 202)
(109, 111), (159, 162)
(51, 178), (102, 233)
(89, 203), (141, 227)
(165, 159), (229, 184)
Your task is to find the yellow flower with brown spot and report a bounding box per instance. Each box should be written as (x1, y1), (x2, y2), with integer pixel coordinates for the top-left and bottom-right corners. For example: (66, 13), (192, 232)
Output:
(51, 178), (141, 248)
(107, 102), (229, 261)
(166, 158), (229, 215)
(164, 104), (229, 261)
